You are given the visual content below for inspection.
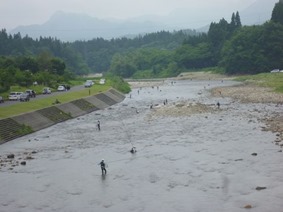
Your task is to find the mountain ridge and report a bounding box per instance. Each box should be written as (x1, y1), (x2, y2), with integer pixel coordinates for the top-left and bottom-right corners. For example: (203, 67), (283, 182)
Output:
(10, 0), (278, 41)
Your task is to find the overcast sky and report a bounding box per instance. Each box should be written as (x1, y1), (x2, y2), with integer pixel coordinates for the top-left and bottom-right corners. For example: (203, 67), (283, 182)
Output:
(0, 0), (257, 31)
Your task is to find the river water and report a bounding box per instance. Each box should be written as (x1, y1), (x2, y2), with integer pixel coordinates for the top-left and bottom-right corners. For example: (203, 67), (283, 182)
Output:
(0, 80), (282, 212)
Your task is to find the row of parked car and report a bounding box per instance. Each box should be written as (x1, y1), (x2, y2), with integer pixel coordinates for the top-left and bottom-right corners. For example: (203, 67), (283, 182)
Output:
(8, 89), (37, 102)
(0, 87), (52, 103)
(84, 79), (105, 88)
(1, 80), (103, 103)
(0, 87), (52, 104)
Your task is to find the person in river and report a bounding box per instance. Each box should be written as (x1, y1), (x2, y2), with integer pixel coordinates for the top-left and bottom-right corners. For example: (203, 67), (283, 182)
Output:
(130, 147), (137, 154)
(217, 102), (220, 109)
(97, 120), (101, 131)
(99, 159), (107, 175)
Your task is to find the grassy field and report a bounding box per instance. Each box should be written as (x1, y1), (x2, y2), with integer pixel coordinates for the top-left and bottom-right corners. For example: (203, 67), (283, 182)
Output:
(235, 72), (283, 93)
(0, 84), (110, 119)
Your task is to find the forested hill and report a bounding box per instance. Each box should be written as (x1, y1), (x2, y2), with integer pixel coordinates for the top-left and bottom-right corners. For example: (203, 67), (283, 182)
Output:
(0, 29), (198, 75)
(1, 1), (283, 83)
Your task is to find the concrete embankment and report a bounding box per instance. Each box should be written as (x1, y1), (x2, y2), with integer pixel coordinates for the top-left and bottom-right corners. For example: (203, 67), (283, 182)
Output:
(0, 88), (125, 144)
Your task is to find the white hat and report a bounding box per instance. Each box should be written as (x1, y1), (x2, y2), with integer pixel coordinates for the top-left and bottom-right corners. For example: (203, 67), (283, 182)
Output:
(102, 159), (104, 161)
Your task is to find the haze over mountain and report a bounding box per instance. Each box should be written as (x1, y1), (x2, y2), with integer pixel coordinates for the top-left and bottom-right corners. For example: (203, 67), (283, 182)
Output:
(241, 0), (277, 25)
(10, 0), (278, 41)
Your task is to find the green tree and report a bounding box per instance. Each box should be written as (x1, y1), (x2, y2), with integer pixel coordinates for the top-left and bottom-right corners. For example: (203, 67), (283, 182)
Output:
(37, 51), (53, 71)
(0, 67), (15, 92)
(220, 21), (283, 74)
(16, 56), (39, 74)
(50, 58), (66, 75)
(271, 1), (283, 25)
(33, 71), (57, 87)
(14, 69), (32, 86)
(235, 11), (242, 27)
(109, 54), (137, 78)
(175, 42), (213, 69)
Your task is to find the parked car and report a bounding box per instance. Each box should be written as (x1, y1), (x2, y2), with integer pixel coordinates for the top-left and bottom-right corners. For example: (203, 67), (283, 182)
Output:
(271, 69), (280, 73)
(84, 81), (92, 87)
(86, 80), (94, 85)
(9, 92), (23, 101)
(57, 85), (66, 91)
(61, 84), (71, 90)
(25, 89), (36, 98)
(0, 96), (4, 103)
(42, 87), (52, 94)
(99, 78), (106, 85)
(20, 93), (30, 102)
(58, 84), (71, 91)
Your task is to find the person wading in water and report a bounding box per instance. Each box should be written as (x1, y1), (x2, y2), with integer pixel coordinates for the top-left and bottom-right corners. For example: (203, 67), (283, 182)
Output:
(99, 159), (107, 175)
(97, 120), (101, 131)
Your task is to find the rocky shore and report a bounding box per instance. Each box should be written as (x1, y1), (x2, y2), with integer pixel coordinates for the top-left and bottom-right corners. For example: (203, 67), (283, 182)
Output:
(210, 83), (283, 143)
(129, 73), (283, 144)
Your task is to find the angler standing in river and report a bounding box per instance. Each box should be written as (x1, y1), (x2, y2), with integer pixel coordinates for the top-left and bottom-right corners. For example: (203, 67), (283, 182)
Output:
(99, 159), (107, 175)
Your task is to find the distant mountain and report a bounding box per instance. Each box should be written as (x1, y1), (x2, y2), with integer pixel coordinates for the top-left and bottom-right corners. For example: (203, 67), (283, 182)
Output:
(241, 0), (278, 25)
(192, 0), (278, 32)
(10, 11), (167, 41)
(177, 0), (279, 32)
(9, 0), (279, 41)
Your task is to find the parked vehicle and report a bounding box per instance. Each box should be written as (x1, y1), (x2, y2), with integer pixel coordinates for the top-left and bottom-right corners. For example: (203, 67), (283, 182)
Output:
(57, 85), (66, 91)
(99, 79), (106, 84)
(42, 87), (52, 94)
(86, 80), (94, 85)
(25, 89), (36, 98)
(271, 69), (280, 73)
(61, 84), (71, 90)
(0, 96), (4, 103)
(84, 81), (92, 87)
(9, 92), (23, 101)
(20, 93), (30, 102)
(57, 84), (71, 91)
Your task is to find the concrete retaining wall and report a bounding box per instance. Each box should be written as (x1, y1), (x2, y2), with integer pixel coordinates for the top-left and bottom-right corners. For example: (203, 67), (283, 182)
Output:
(0, 88), (125, 144)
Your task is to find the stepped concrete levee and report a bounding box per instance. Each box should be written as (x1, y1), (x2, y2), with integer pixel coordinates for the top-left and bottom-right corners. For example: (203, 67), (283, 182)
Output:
(0, 118), (31, 144)
(12, 111), (55, 131)
(84, 96), (110, 109)
(0, 88), (125, 144)
(56, 102), (87, 118)
(104, 89), (125, 103)
(95, 93), (117, 106)
(70, 99), (99, 113)
(108, 88), (125, 100)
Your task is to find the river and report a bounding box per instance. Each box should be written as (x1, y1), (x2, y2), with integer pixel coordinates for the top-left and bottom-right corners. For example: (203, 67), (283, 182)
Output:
(0, 79), (282, 212)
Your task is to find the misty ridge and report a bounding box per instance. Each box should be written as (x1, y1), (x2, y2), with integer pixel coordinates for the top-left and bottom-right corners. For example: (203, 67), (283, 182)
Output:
(10, 0), (277, 42)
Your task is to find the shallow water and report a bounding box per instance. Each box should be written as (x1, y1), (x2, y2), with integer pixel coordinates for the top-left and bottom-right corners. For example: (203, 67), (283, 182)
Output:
(0, 80), (282, 212)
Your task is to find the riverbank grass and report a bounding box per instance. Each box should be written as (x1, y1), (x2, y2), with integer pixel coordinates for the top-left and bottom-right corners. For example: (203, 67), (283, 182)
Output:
(0, 85), (109, 119)
(235, 72), (283, 93)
